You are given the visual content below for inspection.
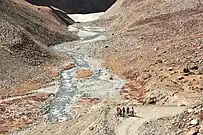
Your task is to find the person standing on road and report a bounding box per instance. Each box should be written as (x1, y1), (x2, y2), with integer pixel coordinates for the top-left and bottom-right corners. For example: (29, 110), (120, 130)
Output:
(122, 107), (126, 117)
(126, 107), (130, 116)
(116, 107), (119, 117)
(116, 107), (122, 117)
(131, 107), (135, 117)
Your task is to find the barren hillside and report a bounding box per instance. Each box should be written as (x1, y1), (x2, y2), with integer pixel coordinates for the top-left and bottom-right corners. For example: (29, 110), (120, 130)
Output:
(0, 0), (79, 133)
(103, 0), (203, 105)
(2, 0), (203, 134)
(0, 0), (77, 46)
(0, 0), (78, 92)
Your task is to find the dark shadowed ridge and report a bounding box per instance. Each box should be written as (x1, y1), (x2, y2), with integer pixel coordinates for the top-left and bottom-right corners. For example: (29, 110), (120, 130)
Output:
(49, 6), (75, 25)
(26, 0), (116, 14)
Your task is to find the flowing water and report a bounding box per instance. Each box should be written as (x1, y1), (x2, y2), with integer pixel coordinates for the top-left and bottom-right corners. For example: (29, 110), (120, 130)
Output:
(44, 24), (125, 122)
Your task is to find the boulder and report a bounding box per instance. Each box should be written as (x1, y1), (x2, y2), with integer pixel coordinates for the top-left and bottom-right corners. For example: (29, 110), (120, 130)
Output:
(190, 119), (199, 125)
(187, 109), (194, 113)
(178, 76), (184, 80)
(183, 68), (190, 73)
(168, 67), (173, 71)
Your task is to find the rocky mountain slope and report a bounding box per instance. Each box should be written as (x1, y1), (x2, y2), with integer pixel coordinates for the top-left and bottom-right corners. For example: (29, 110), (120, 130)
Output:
(0, 0), (77, 95)
(13, 0), (203, 134)
(0, 0), (79, 133)
(2, 0), (203, 134)
(103, 0), (203, 106)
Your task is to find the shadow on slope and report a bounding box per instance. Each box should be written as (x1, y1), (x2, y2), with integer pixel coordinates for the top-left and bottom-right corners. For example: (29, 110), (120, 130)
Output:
(26, 0), (116, 14)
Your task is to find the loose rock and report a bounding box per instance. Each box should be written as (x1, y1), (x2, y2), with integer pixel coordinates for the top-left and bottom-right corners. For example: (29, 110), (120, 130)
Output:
(190, 119), (199, 125)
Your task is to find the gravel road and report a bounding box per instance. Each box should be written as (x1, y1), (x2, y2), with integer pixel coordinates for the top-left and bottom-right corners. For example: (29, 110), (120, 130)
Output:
(115, 105), (185, 135)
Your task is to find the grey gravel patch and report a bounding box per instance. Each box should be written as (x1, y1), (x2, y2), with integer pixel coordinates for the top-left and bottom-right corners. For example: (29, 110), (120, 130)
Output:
(138, 117), (175, 135)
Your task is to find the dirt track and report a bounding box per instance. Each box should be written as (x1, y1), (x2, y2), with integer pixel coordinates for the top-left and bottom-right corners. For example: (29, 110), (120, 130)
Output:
(115, 105), (185, 135)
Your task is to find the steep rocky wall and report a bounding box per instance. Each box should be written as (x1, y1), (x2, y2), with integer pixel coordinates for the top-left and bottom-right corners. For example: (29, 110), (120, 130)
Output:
(27, 0), (116, 14)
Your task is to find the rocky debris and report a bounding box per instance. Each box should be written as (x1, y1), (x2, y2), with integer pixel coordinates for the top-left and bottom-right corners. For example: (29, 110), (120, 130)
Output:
(85, 106), (117, 135)
(19, 104), (119, 135)
(184, 68), (190, 73)
(168, 67), (173, 71)
(191, 119), (199, 125)
(105, 45), (109, 48)
(119, 79), (145, 102)
(178, 76), (184, 80)
(78, 98), (100, 104)
(138, 102), (203, 135)
(0, 93), (50, 134)
(142, 73), (152, 80)
(155, 59), (163, 64)
(147, 97), (157, 105)
(142, 83), (183, 105)
(188, 109), (195, 113)
(184, 73), (189, 76)
(138, 117), (174, 135)
(187, 62), (199, 70)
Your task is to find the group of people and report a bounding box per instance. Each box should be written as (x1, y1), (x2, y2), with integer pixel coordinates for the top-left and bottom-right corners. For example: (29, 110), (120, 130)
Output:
(116, 106), (135, 117)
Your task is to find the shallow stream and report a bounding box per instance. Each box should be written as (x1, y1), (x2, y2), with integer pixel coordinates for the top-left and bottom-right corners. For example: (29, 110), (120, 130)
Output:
(45, 24), (125, 122)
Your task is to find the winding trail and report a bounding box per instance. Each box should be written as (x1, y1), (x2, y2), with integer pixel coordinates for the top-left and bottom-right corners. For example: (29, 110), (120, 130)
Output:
(115, 105), (185, 135)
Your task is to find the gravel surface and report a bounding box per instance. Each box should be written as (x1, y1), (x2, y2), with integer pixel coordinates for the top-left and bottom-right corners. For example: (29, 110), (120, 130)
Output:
(138, 102), (203, 135)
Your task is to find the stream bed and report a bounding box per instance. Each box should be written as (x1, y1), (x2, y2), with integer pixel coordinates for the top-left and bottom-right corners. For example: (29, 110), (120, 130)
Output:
(44, 24), (125, 123)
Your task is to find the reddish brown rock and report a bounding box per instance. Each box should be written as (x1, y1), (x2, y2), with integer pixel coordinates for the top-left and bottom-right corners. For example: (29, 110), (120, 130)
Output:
(76, 69), (93, 79)
(78, 98), (100, 104)
(60, 63), (76, 71)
